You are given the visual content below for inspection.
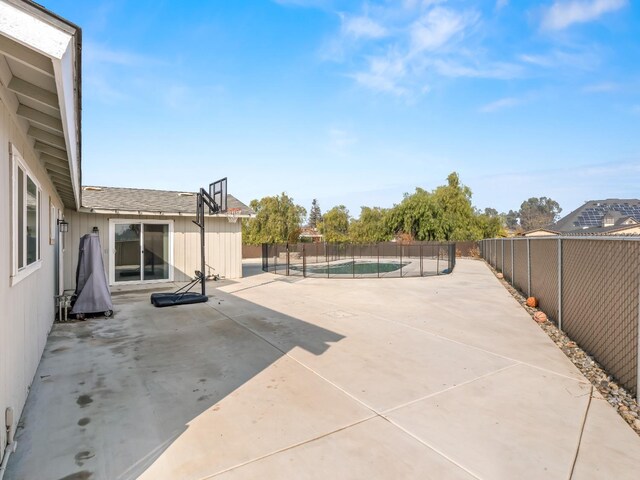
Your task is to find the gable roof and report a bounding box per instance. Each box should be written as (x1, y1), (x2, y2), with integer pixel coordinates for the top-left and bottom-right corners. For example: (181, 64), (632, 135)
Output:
(80, 186), (254, 217)
(552, 199), (640, 232)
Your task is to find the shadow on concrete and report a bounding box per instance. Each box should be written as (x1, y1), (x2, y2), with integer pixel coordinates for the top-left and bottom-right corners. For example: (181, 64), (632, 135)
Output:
(242, 261), (265, 278)
(7, 290), (344, 480)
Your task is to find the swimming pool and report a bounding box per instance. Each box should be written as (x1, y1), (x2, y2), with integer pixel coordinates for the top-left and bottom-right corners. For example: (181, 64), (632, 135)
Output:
(291, 260), (408, 276)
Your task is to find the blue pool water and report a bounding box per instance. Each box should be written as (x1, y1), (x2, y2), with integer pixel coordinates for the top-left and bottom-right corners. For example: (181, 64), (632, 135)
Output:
(291, 260), (408, 275)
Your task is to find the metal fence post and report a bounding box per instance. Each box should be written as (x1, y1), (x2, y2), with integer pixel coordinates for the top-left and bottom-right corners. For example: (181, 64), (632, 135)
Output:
(501, 239), (505, 272)
(377, 243), (380, 278)
(511, 239), (514, 285)
(286, 244), (290, 276)
(400, 244), (403, 277)
(557, 238), (563, 331)
(437, 244), (440, 275)
(420, 244), (423, 276)
(302, 244), (306, 277)
(527, 238), (531, 297)
(327, 244), (330, 278)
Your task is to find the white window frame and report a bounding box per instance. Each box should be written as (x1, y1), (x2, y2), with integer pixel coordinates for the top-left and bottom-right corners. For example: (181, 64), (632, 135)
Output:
(11, 144), (42, 286)
(108, 219), (174, 285)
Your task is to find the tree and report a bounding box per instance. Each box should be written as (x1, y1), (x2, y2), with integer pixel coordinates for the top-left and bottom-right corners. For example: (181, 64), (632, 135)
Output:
(319, 205), (350, 242)
(518, 197), (562, 231)
(349, 207), (392, 243)
(242, 193), (306, 244)
(386, 172), (501, 241)
(473, 213), (504, 239)
(308, 199), (322, 228)
(484, 207), (499, 217)
(503, 210), (519, 229)
(385, 187), (440, 240)
(432, 172), (478, 240)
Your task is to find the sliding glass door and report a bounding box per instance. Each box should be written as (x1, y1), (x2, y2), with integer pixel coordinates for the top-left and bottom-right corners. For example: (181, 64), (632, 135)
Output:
(111, 220), (172, 284)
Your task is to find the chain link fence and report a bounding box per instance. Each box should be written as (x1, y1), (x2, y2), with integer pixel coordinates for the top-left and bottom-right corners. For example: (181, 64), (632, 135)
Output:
(262, 242), (456, 279)
(480, 237), (640, 399)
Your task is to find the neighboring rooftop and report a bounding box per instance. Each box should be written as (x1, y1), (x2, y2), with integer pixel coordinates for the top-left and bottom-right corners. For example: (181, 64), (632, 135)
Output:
(80, 185), (254, 216)
(553, 199), (640, 233)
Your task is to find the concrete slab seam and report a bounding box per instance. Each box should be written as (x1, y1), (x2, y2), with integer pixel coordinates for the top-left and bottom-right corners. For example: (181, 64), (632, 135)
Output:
(197, 416), (378, 480)
(220, 279), (282, 295)
(116, 430), (184, 480)
(380, 415), (483, 480)
(568, 384), (594, 480)
(380, 363), (520, 416)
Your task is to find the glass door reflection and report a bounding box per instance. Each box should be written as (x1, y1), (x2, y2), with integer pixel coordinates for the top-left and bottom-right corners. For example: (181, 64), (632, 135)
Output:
(143, 223), (169, 280)
(114, 223), (141, 282)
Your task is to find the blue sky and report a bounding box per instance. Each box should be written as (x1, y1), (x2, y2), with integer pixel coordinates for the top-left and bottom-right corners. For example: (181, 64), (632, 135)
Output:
(45, 0), (640, 219)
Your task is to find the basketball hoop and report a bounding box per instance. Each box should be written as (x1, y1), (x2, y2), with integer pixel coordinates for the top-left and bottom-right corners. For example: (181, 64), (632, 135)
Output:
(228, 208), (241, 223)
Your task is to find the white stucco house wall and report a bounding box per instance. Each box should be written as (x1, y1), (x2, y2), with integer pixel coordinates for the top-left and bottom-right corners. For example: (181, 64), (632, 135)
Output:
(0, 0), (81, 468)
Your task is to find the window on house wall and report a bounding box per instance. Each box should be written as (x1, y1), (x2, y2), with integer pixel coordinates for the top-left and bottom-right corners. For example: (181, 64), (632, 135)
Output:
(12, 145), (41, 281)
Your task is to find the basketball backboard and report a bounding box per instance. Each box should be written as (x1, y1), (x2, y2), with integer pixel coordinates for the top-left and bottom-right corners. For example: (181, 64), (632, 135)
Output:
(209, 177), (227, 214)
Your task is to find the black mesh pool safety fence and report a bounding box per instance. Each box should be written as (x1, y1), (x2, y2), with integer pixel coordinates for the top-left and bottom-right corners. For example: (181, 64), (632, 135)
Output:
(261, 242), (456, 278)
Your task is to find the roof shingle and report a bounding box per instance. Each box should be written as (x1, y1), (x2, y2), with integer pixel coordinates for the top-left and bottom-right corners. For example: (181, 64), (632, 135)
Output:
(81, 186), (254, 216)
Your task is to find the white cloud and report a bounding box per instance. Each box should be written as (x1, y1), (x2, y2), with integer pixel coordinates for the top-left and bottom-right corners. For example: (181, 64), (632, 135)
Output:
(582, 82), (619, 93)
(410, 7), (475, 53)
(84, 42), (163, 67)
(328, 127), (358, 155)
(519, 53), (555, 68)
(320, 2), (523, 96)
(350, 54), (408, 95)
(272, 0), (332, 8)
(541, 0), (628, 30)
(518, 49), (600, 71)
(342, 15), (388, 39)
(432, 59), (522, 79)
(479, 97), (522, 113)
(495, 0), (509, 9)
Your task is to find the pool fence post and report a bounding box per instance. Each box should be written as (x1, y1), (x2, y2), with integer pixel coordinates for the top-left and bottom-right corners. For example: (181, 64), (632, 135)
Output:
(437, 243), (440, 275)
(302, 244), (306, 277)
(286, 243), (290, 277)
(377, 244), (380, 278)
(327, 243), (330, 278)
(420, 244), (423, 276)
(352, 244), (355, 278)
(400, 244), (403, 278)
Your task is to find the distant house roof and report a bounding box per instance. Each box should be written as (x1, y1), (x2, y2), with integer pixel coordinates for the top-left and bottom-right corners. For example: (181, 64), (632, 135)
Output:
(523, 228), (559, 237)
(300, 227), (322, 237)
(562, 223), (640, 236)
(552, 199), (640, 233)
(80, 186), (254, 217)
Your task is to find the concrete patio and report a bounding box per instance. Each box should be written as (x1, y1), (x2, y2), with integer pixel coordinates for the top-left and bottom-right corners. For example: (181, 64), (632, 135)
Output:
(6, 259), (640, 479)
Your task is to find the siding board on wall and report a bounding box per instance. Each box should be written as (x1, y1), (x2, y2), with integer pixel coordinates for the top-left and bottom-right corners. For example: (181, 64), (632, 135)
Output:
(1, 96), (63, 455)
(63, 212), (242, 290)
